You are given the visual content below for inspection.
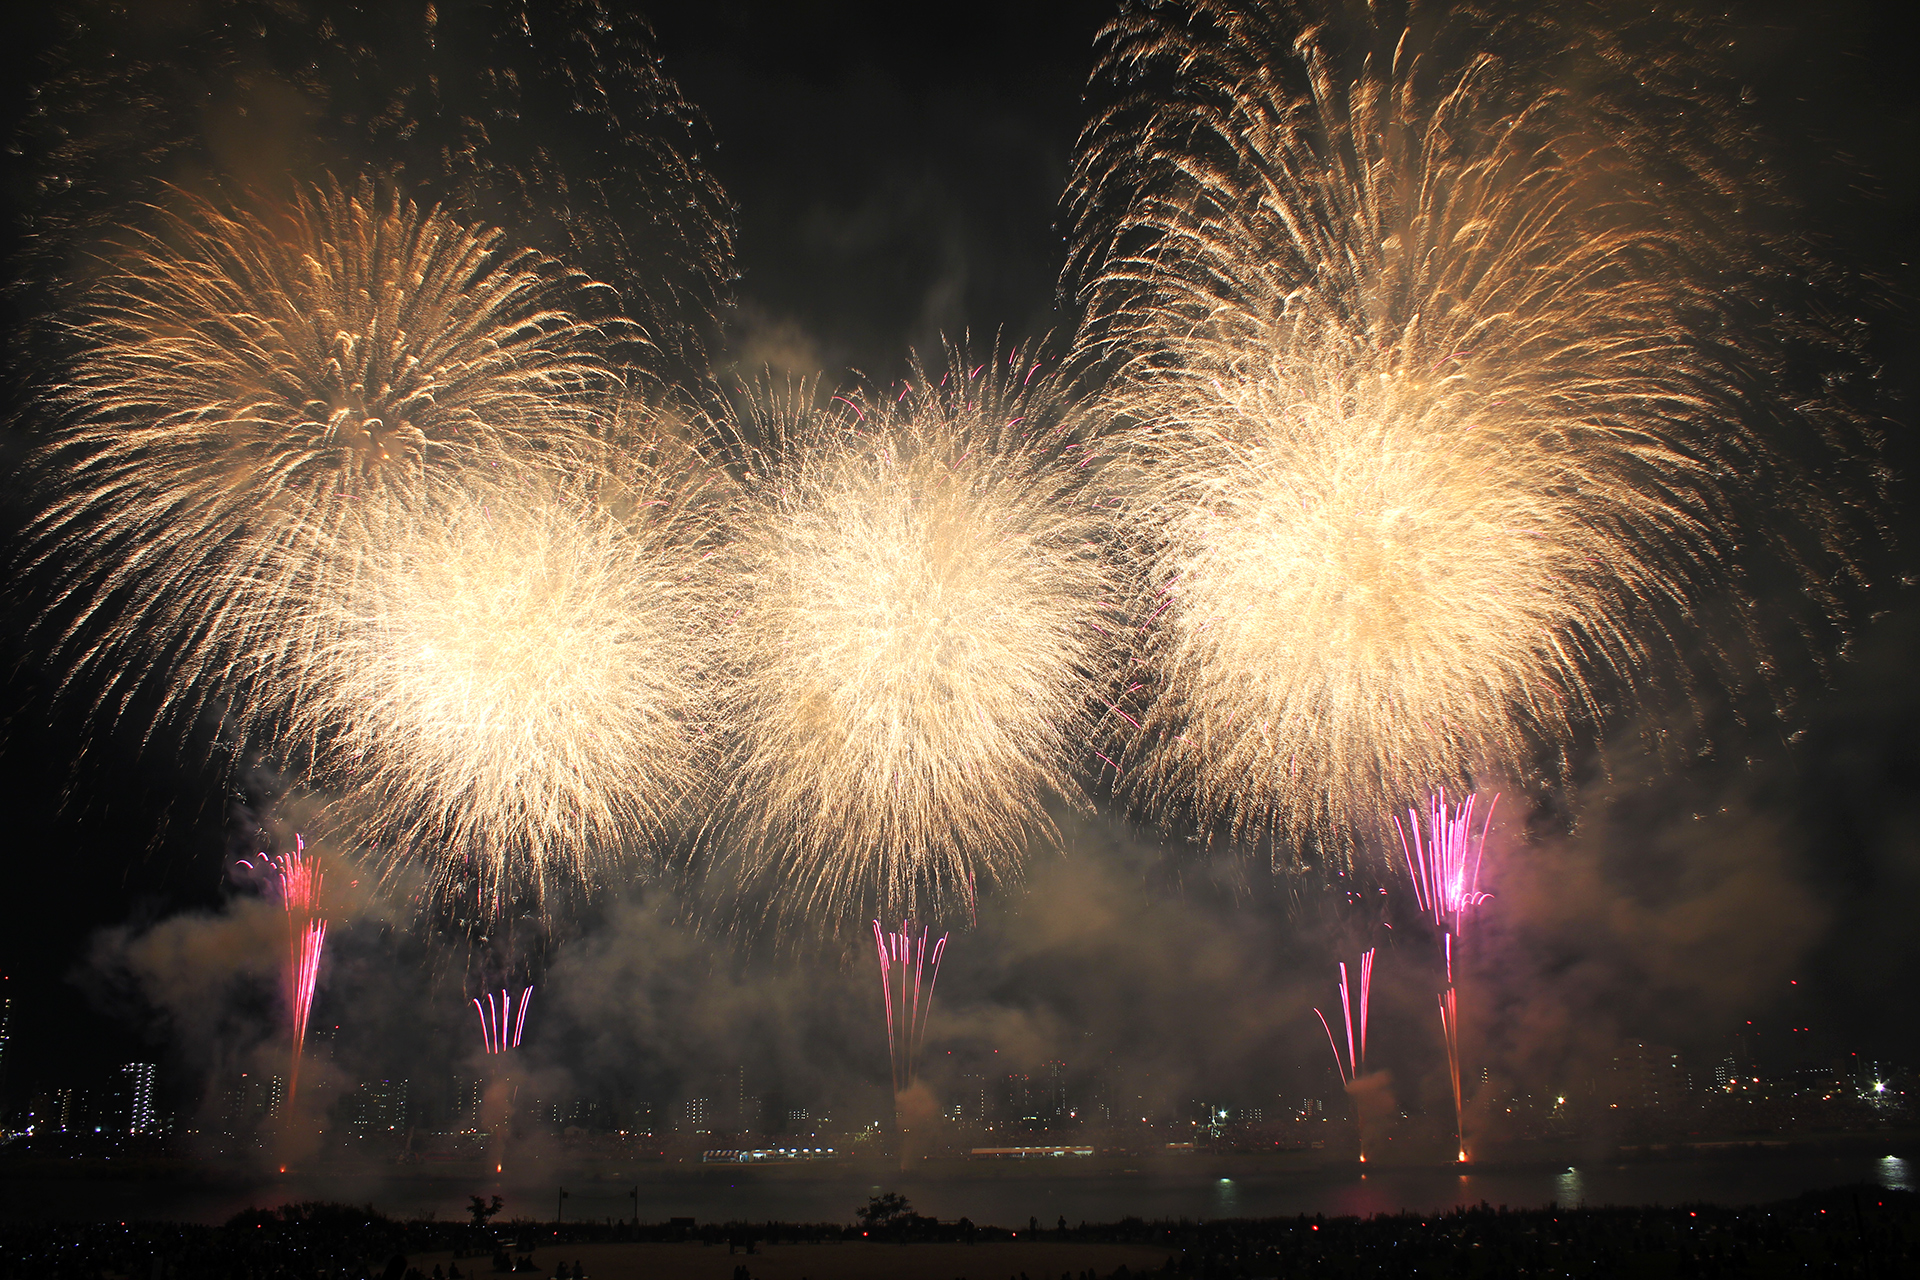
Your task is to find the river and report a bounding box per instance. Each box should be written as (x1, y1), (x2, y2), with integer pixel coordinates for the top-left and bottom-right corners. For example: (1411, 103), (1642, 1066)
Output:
(1, 1145), (1913, 1225)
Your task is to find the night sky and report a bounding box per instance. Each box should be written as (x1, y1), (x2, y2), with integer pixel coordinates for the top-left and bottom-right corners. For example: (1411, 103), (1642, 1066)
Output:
(1, 0), (1918, 1133)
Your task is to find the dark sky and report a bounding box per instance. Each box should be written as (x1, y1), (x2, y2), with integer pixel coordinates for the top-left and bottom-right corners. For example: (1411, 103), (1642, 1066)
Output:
(650, 0), (1114, 379)
(1, 0), (1918, 1129)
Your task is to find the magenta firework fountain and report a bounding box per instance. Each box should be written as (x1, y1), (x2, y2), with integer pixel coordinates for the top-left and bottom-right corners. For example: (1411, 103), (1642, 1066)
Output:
(1313, 947), (1375, 1161)
(472, 985), (535, 1055)
(872, 920), (946, 1095)
(266, 836), (326, 1102)
(1396, 791), (1497, 1161)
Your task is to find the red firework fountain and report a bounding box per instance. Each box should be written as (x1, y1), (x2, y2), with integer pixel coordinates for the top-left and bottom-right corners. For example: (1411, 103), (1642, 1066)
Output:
(472, 986), (535, 1054)
(269, 835), (327, 1102)
(873, 920), (947, 1093)
(1313, 948), (1375, 1161)
(872, 920), (947, 1169)
(1395, 791), (1496, 1162)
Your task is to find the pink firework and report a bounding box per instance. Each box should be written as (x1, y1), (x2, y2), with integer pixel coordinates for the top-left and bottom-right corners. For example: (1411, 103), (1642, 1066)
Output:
(1312, 948), (1374, 1086)
(1313, 948), (1375, 1162)
(1396, 790), (1497, 949)
(1395, 790), (1497, 1162)
(872, 920), (947, 1095)
(268, 835), (327, 1102)
(472, 985), (535, 1055)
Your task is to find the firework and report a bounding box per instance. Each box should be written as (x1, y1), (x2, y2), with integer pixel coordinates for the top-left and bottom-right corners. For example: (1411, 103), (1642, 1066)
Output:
(873, 921), (948, 1095)
(1438, 985), (1463, 1161)
(472, 986), (536, 1055)
(1313, 947), (1373, 1161)
(32, 183), (616, 747)
(285, 443), (733, 916)
(1068, 0), (1859, 855)
(11, 1), (736, 394)
(716, 350), (1119, 933)
(1397, 791), (1495, 1162)
(1397, 791), (1497, 972)
(267, 836), (327, 1101)
(1313, 949), (1373, 1086)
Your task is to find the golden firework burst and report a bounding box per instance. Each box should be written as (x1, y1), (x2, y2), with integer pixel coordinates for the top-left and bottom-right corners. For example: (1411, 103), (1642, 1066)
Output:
(34, 181), (618, 742)
(1068, 0), (1862, 857)
(288, 432), (735, 916)
(716, 351), (1121, 933)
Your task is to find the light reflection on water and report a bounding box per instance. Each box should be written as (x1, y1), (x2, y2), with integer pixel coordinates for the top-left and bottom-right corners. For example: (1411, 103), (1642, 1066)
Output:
(1554, 1167), (1584, 1207)
(1878, 1156), (1910, 1192)
(1212, 1177), (1240, 1215)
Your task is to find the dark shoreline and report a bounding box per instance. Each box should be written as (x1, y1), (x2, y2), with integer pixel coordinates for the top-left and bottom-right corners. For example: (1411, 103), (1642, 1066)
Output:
(0, 1186), (1914, 1279)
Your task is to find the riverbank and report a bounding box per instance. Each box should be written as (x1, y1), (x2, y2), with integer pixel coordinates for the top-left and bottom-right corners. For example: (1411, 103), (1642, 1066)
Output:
(0, 1188), (1913, 1279)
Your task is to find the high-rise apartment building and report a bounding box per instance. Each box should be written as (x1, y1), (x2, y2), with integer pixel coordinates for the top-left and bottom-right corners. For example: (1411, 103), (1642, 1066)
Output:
(1043, 1060), (1068, 1117)
(121, 1062), (157, 1134)
(451, 1074), (484, 1129)
(347, 1078), (409, 1136)
(0, 975), (12, 1099)
(958, 1072), (990, 1124)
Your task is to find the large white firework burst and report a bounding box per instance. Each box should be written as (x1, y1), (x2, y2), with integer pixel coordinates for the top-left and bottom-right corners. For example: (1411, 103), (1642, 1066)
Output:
(34, 182), (617, 741)
(718, 351), (1120, 934)
(286, 427), (735, 916)
(1068, 0), (1861, 858)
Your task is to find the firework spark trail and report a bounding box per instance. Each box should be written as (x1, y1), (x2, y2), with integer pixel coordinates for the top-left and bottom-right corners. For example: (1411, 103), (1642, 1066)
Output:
(12, 2), (738, 400)
(1312, 948), (1373, 1084)
(31, 183), (617, 750)
(1439, 985), (1464, 1163)
(472, 986), (535, 1055)
(719, 348), (1119, 934)
(1313, 947), (1374, 1160)
(269, 836), (326, 1101)
(286, 435), (734, 916)
(1397, 790), (1493, 1160)
(1067, 0), (1861, 854)
(872, 921), (948, 1095)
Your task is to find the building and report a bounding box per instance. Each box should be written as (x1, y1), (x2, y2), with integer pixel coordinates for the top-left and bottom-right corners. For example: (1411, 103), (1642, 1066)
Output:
(1002, 1072), (1031, 1121)
(451, 1074), (483, 1129)
(711, 1065), (747, 1132)
(346, 1078), (408, 1137)
(215, 1072), (284, 1139)
(1607, 1043), (1686, 1109)
(1042, 1060), (1068, 1118)
(534, 1096), (606, 1130)
(0, 976), (11, 1102)
(957, 1073), (990, 1124)
(121, 1063), (157, 1135)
